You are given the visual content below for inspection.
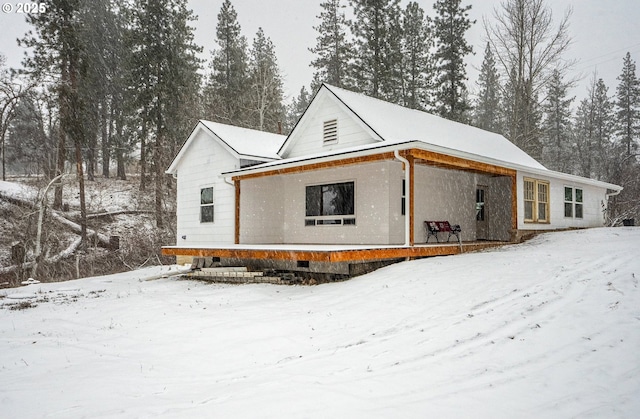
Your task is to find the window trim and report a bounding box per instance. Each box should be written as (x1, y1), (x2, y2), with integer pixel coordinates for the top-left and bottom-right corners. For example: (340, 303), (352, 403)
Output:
(523, 178), (550, 224)
(564, 186), (584, 219)
(200, 186), (214, 223)
(305, 180), (356, 227)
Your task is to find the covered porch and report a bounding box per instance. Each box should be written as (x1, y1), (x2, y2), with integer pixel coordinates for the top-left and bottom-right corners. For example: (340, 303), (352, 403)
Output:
(231, 146), (518, 247)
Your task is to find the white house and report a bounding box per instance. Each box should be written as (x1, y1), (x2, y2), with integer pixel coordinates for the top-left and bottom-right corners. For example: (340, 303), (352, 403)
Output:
(163, 84), (622, 274)
(166, 120), (286, 246)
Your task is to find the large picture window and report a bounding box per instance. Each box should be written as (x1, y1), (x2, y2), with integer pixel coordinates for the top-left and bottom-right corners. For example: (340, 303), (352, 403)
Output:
(523, 178), (549, 223)
(200, 187), (214, 223)
(305, 182), (355, 225)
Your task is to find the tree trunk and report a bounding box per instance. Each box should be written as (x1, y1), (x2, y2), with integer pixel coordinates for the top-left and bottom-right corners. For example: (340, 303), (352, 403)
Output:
(116, 117), (126, 180)
(101, 99), (110, 177)
(53, 63), (69, 211)
(154, 145), (164, 227)
(75, 138), (88, 246)
(140, 117), (147, 191)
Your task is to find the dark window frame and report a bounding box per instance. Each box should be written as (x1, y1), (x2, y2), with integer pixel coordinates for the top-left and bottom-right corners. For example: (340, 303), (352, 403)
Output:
(305, 181), (355, 226)
(200, 186), (214, 223)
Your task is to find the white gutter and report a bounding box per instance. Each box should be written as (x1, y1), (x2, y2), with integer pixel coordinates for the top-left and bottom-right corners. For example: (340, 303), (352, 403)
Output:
(606, 189), (622, 198)
(394, 150), (411, 247)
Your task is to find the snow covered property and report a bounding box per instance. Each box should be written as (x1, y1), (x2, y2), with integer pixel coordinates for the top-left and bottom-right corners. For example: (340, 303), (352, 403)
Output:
(2, 228), (639, 418)
(162, 84), (622, 276)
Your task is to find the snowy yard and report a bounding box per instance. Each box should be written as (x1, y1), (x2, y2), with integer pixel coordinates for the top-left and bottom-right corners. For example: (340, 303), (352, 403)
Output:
(1, 228), (639, 418)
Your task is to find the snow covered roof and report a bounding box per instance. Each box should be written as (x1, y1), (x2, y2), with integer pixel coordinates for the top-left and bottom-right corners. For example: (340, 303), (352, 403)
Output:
(166, 120), (286, 174)
(199, 120), (286, 160)
(322, 84), (547, 171)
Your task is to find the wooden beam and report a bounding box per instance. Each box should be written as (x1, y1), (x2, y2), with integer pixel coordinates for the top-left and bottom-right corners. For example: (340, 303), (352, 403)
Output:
(161, 242), (506, 263)
(408, 149), (516, 177)
(232, 152), (397, 181)
(511, 174), (518, 231)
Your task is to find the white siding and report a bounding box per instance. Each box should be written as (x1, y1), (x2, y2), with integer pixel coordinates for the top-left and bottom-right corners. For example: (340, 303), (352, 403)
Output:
(174, 129), (239, 245)
(283, 94), (378, 158)
(413, 166), (478, 242)
(239, 161), (401, 245)
(516, 171), (608, 230)
(239, 176), (284, 244)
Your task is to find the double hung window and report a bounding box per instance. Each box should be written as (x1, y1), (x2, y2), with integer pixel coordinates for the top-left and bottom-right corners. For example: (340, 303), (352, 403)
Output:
(200, 187), (214, 223)
(523, 178), (549, 223)
(564, 187), (583, 219)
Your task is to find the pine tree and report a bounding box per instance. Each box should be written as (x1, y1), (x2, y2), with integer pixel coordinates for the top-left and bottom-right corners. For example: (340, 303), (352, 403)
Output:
(432, 0), (474, 122)
(204, 0), (249, 125)
(400, 2), (434, 110)
(614, 52), (640, 156)
(128, 0), (202, 227)
(350, 0), (402, 100)
(541, 69), (574, 172)
(473, 42), (501, 133)
(246, 28), (285, 133)
(609, 52), (640, 224)
(285, 86), (311, 133)
(20, 0), (91, 243)
(309, 0), (353, 91)
(574, 76), (614, 180)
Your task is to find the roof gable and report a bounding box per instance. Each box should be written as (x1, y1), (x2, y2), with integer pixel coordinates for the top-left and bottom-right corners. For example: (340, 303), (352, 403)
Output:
(322, 84), (546, 171)
(278, 86), (384, 158)
(166, 120), (286, 174)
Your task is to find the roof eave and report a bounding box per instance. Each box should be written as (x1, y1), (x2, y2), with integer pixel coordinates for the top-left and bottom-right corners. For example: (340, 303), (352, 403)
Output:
(223, 141), (622, 191)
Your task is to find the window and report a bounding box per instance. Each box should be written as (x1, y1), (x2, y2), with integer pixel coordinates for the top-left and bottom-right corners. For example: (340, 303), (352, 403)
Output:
(564, 187), (583, 219)
(305, 181), (355, 226)
(323, 119), (338, 143)
(476, 188), (485, 221)
(523, 178), (549, 223)
(200, 187), (214, 223)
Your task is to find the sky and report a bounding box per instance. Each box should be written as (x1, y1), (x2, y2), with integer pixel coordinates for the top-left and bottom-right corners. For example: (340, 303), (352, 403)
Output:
(2, 0), (640, 104)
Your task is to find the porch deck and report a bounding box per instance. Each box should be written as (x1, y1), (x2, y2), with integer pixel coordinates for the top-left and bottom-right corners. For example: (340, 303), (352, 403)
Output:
(161, 241), (510, 263)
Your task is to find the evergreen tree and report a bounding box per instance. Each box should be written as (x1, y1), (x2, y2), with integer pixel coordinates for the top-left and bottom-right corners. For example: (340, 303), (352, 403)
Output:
(309, 0), (353, 91)
(541, 69), (574, 172)
(432, 0), (474, 122)
(128, 0), (202, 227)
(285, 86), (311, 133)
(574, 76), (614, 180)
(204, 0), (249, 125)
(400, 2), (434, 110)
(473, 42), (501, 133)
(20, 0), (91, 243)
(246, 27), (285, 133)
(608, 52), (640, 224)
(350, 0), (402, 100)
(614, 52), (640, 156)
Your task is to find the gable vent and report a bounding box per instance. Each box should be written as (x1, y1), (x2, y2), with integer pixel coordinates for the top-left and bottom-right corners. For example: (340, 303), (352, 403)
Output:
(323, 119), (338, 143)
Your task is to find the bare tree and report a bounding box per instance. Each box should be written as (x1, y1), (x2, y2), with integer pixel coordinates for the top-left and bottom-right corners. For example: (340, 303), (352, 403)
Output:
(484, 0), (573, 161)
(1, 56), (33, 181)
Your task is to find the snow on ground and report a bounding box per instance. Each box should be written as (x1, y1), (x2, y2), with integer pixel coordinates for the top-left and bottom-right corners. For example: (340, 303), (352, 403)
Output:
(0, 228), (639, 418)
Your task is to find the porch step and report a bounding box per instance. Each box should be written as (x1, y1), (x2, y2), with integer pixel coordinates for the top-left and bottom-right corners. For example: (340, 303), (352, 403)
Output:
(185, 267), (300, 285)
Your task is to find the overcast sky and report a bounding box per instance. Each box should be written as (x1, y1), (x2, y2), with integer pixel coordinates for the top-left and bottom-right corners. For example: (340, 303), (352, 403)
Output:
(2, 0), (640, 104)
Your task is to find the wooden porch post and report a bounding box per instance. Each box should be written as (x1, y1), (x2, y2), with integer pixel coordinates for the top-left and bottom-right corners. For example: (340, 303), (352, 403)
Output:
(235, 179), (241, 244)
(511, 174), (518, 233)
(409, 154), (415, 246)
